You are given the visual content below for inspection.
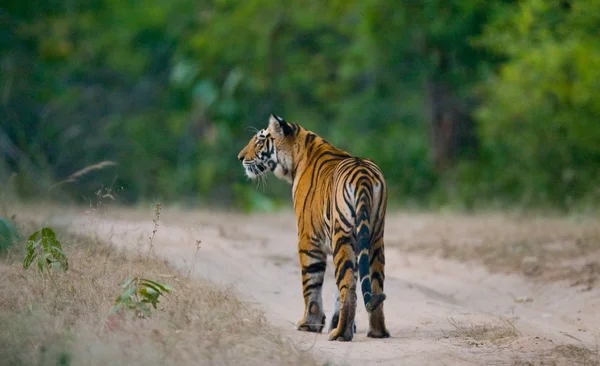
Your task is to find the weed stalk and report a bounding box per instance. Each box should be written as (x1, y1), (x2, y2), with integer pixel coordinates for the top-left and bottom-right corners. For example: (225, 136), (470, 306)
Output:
(146, 203), (161, 261)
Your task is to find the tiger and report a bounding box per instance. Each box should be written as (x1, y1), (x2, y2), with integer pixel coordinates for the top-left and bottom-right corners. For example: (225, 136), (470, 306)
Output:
(237, 114), (389, 342)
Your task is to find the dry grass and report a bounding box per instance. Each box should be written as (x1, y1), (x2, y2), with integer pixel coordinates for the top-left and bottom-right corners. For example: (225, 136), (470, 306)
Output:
(512, 344), (600, 366)
(48, 160), (117, 191)
(0, 220), (314, 366)
(447, 317), (519, 346)
(387, 213), (600, 286)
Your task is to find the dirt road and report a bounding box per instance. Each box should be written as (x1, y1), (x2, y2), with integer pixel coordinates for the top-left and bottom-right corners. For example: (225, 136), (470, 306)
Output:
(44, 207), (600, 365)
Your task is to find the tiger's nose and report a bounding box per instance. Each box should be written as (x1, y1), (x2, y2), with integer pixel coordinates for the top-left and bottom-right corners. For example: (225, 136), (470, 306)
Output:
(238, 153), (244, 162)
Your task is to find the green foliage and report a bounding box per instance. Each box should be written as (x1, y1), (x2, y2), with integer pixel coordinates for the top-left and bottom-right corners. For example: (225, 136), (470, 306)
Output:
(233, 184), (281, 213)
(473, 0), (600, 209)
(0, 217), (21, 253)
(23, 228), (69, 273)
(112, 277), (173, 318)
(1, 0), (599, 210)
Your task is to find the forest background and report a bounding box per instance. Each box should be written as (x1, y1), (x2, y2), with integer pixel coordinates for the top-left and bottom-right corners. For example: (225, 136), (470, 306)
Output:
(2, 0), (599, 213)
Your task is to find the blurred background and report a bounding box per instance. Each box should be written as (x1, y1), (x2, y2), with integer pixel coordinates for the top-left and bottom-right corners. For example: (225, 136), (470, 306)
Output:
(1, 0), (599, 212)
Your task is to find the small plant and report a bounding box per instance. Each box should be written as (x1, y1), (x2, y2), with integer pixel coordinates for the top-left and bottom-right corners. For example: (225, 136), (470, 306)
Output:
(23, 227), (68, 273)
(112, 277), (173, 318)
(188, 239), (202, 278)
(146, 203), (161, 260)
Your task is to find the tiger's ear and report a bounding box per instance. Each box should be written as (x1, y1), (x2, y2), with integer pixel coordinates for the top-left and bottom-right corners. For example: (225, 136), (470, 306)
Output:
(269, 114), (293, 138)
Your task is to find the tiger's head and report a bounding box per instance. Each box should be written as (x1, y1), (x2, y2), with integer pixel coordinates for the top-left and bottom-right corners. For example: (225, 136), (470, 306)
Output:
(237, 114), (295, 184)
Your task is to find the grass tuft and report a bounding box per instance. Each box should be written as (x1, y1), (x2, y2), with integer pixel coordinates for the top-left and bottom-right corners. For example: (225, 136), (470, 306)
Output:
(0, 219), (314, 366)
(447, 317), (519, 345)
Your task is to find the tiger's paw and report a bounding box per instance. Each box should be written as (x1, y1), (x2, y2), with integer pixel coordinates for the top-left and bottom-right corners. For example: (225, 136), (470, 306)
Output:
(327, 321), (355, 342)
(329, 313), (356, 334)
(367, 327), (391, 338)
(296, 314), (326, 333)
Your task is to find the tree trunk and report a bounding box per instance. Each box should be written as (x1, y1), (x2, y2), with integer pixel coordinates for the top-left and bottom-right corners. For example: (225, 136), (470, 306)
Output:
(425, 76), (477, 173)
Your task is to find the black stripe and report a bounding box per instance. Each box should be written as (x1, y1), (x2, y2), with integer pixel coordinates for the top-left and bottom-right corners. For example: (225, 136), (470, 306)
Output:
(348, 168), (371, 183)
(299, 249), (326, 260)
(332, 236), (353, 258)
(371, 272), (384, 288)
(301, 155), (345, 220)
(302, 261), (326, 275)
(303, 283), (323, 297)
(335, 259), (355, 286)
(370, 247), (382, 265)
(334, 204), (353, 229)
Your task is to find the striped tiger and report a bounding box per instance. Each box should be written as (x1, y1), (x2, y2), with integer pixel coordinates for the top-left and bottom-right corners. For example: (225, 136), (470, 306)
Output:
(237, 114), (389, 341)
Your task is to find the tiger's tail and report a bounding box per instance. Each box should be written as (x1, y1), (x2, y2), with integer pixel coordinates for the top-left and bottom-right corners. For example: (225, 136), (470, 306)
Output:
(356, 184), (386, 313)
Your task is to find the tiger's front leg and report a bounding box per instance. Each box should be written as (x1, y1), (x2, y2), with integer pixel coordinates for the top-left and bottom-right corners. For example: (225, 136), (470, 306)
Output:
(295, 238), (327, 333)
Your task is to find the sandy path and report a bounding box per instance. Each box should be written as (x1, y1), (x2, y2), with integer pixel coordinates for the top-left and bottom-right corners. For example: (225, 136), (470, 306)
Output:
(44, 208), (600, 365)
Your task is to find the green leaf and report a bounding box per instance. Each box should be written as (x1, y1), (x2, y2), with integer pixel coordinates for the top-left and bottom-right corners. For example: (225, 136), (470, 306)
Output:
(121, 277), (136, 289)
(37, 257), (44, 273)
(23, 246), (37, 269)
(139, 287), (159, 308)
(140, 278), (173, 293)
(139, 286), (158, 297)
(41, 227), (57, 240)
(139, 282), (162, 295)
(27, 230), (41, 243)
(41, 239), (50, 254)
(26, 238), (39, 252)
(26, 239), (35, 251)
(119, 286), (137, 301)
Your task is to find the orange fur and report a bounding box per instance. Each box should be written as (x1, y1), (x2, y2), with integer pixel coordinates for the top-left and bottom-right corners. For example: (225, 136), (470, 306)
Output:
(238, 114), (389, 341)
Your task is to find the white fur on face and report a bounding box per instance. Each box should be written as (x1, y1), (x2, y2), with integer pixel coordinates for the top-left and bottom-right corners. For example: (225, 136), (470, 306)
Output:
(242, 128), (293, 184)
(243, 130), (273, 179)
(272, 152), (293, 183)
(257, 129), (268, 139)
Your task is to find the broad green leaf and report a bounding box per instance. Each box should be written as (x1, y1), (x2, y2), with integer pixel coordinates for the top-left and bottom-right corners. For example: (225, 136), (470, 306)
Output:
(23, 248), (37, 269)
(41, 227), (57, 240)
(27, 230), (40, 243)
(26, 238), (39, 252)
(41, 235), (50, 252)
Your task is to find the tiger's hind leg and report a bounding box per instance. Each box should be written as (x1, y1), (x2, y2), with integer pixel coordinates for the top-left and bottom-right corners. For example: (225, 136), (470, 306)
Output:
(295, 240), (327, 333)
(367, 236), (390, 338)
(328, 229), (357, 342)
